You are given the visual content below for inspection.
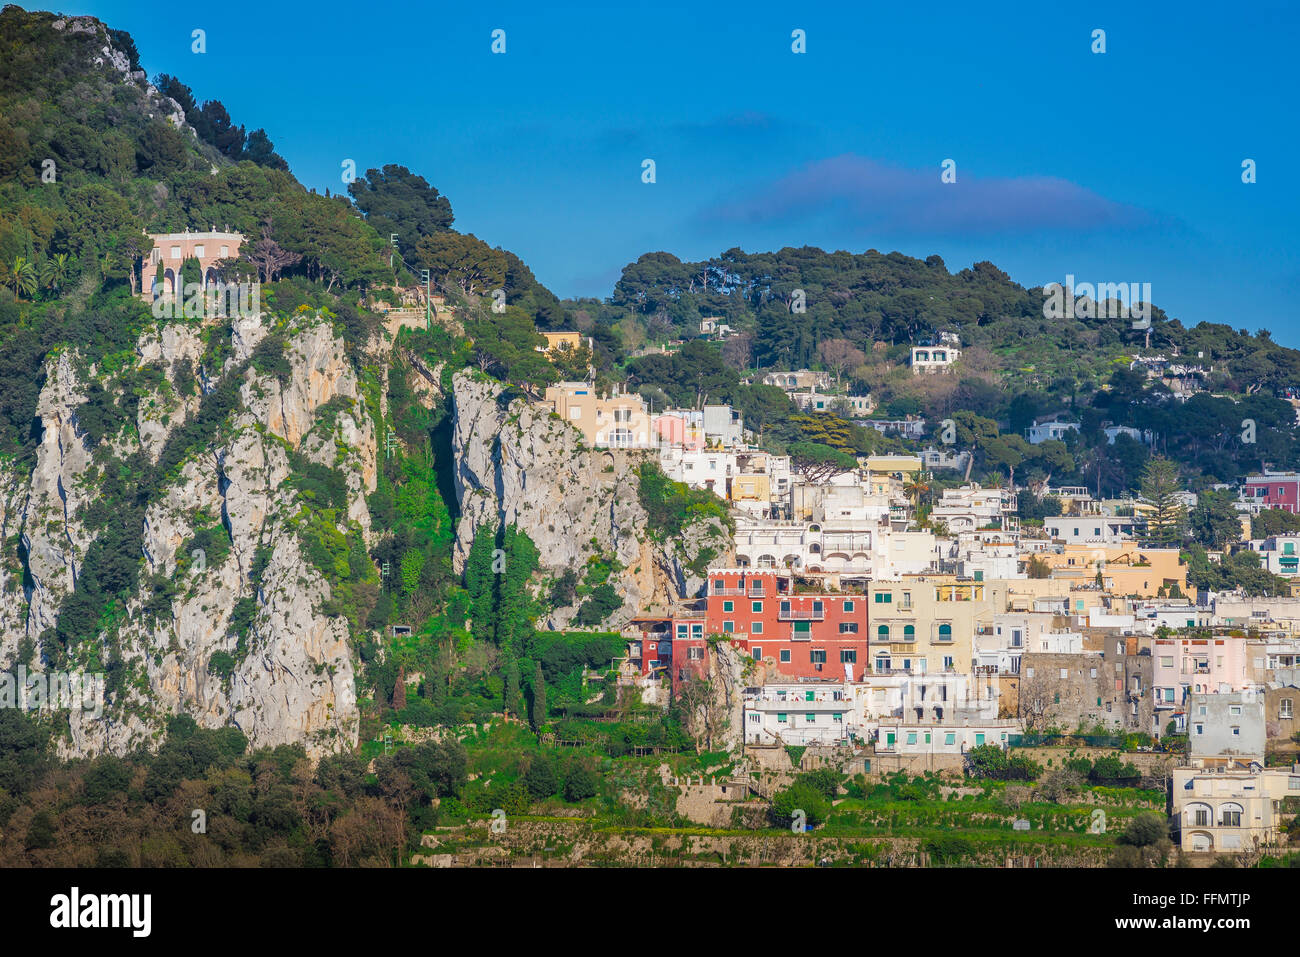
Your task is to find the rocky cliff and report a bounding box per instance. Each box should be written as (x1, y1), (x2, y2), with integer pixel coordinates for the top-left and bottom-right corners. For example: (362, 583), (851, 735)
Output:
(0, 312), (375, 759)
(449, 371), (732, 629)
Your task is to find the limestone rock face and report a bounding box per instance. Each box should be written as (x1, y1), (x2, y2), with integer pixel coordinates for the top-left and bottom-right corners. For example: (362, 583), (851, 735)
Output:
(0, 314), (370, 760)
(449, 371), (732, 629)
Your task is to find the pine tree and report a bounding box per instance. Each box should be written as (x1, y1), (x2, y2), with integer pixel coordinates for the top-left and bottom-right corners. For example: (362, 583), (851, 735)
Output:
(1140, 456), (1187, 547)
(531, 662), (547, 730)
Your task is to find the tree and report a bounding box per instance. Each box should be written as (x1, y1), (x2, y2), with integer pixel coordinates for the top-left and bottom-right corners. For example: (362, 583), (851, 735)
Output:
(3, 257), (36, 298)
(531, 661), (547, 729)
(786, 441), (858, 485)
(503, 658), (523, 719)
(1025, 554), (1052, 579)
(243, 218), (301, 283)
(769, 780), (830, 829)
(1189, 488), (1245, 550)
(817, 338), (866, 385)
(391, 667), (406, 711)
(524, 756), (557, 799)
(39, 253), (70, 296)
(1141, 456), (1187, 546)
(347, 165), (454, 263)
(563, 763), (598, 802)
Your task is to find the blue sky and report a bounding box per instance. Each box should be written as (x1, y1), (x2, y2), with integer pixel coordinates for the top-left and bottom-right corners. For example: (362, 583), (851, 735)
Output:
(63, 0), (1300, 343)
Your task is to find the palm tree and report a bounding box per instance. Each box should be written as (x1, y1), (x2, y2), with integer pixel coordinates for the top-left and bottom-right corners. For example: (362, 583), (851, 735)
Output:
(904, 475), (930, 510)
(5, 257), (37, 298)
(40, 253), (70, 296)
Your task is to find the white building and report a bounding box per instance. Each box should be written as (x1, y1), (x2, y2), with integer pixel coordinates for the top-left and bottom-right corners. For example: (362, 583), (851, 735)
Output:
(910, 346), (960, 373)
(743, 681), (858, 745)
(1025, 420), (1080, 444)
(931, 485), (1019, 534)
(1043, 515), (1137, 545)
(1245, 536), (1300, 578)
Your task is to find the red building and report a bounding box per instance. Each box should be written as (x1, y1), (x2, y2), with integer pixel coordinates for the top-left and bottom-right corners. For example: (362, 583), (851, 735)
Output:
(704, 569), (868, 680)
(1244, 473), (1300, 513)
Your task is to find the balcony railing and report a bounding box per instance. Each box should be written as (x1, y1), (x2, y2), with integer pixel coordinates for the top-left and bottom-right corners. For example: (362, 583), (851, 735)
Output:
(712, 586), (747, 596)
(779, 608), (825, 620)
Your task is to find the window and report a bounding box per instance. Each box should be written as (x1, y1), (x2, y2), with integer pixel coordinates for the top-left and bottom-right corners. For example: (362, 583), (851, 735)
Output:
(843, 600), (854, 612)
(1229, 705), (1241, 716)
(194, 244), (205, 258)
(839, 622), (859, 633)
(806, 714), (816, 723)
(1090, 668), (1097, 678)
(1193, 807), (1210, 827)
(1220, 807), (1242, 827)
(943, 656), (953, 670)
(877, 625), (889, 640)
(723, 601), (734, 612)
(1060, 668), (1069, 679)
(687, 647), (704, 660)
(752, 648), (762, 661)
(810, 649), (827, 664)
(779, 649), (791, 663)
(1282, 699), (1294, 719)
(723, 621), (734, 633)
(805, 690), (815, 702)
(780, 601), (791, 615)
(937, 623), (952, 641)
(975, 733), (985, 746)
(752, 622), (763, 634)
(1195, 724), (1204, 735)
(1160, 656), (1173, 668)
(840, 649), (857, 663)
(812, 600), (824, 616)
(944, 733), (956, 746)
(793, 620), (811, 635)
(220, 245), (229, 258)
(1231, 727), (1240, 736)
(171, 246), (181, 260)
(906, 733), (917, 745)
(904, 625), (915, 640)
(777, 713), (787, 723)
(875, 592), (892, 603)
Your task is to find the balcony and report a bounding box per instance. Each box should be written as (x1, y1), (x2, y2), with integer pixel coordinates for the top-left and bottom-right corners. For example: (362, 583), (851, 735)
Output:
(712, 586), (747, 596)
(779, 607), (825, 621)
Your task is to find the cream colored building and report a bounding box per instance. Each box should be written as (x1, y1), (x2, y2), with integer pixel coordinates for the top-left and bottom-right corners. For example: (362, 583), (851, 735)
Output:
(1173, 764), (1300, 854)
(544, 382), (653, 448)
(868, 576), (993, 676)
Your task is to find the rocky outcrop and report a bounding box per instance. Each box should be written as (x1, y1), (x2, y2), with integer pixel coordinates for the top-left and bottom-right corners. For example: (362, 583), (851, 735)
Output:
(449, 371), (732, 629)
(1, 313), (372, 760)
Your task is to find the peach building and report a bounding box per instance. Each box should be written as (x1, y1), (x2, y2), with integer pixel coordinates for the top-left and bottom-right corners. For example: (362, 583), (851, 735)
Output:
(544, 381), (654, 448)
(142, 229), (245, 301)
(1034, 545), (1185, 598)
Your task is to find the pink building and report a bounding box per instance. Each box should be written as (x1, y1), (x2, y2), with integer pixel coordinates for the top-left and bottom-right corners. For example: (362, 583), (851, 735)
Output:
(142, 229), (245, 301)
(1152, 637), (1252, 713)
(1243, 473), (1300, 514)
(652, 411), (705, 450)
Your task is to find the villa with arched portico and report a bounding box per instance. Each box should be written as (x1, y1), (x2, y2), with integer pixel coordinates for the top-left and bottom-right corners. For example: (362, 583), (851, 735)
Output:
(140, 228), (245, 302)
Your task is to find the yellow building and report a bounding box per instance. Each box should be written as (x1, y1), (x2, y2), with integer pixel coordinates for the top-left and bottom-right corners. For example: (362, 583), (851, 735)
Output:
(544, 382), (654, 448)
(537, 331), (592, 353)
(867, 575), (992, 675)
(730, 472), (771, 504)
(863, 455), (924, 497)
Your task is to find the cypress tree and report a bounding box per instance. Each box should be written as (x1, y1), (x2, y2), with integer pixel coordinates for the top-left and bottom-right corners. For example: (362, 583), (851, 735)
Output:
(503, 658), (522, 718)
(531, 662), (547, 730)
